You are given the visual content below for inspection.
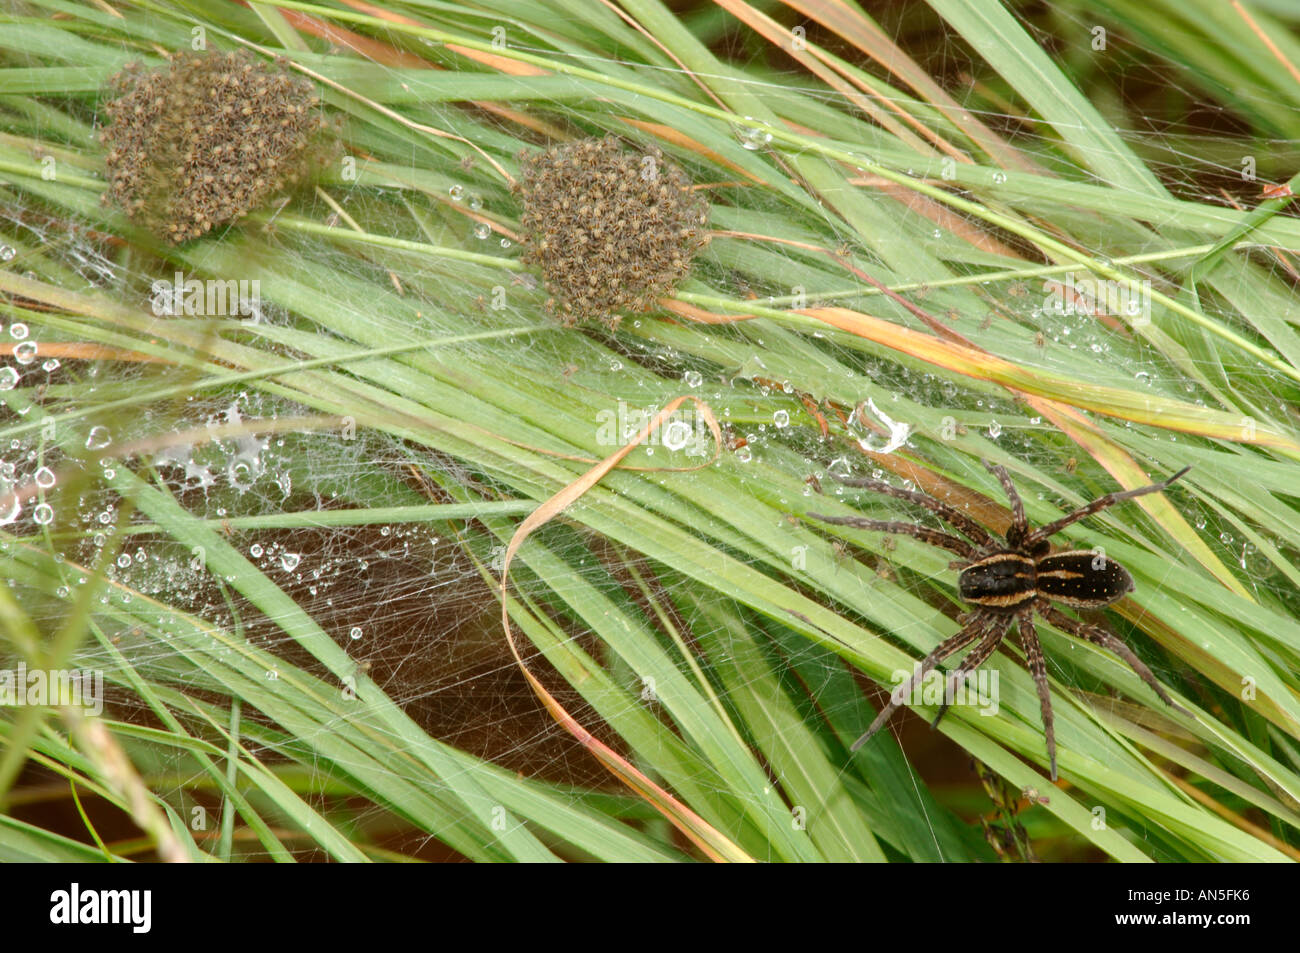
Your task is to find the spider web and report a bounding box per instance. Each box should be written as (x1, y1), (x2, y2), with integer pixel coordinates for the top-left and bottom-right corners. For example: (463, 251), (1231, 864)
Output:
(1, 0), (1298, 863)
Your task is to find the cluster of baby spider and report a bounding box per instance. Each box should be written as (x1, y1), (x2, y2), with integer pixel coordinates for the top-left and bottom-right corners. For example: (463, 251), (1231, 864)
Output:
(100, 50), (333, 243)
(512, 135), (709, 328)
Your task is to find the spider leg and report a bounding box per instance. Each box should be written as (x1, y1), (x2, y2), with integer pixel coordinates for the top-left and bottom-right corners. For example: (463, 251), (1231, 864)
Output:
(930, 613), (1011, 729)
(848, 615), (991, 752)
(1022, 465), (1191, 548)
(807, 514), (978, 560)
(1017, 610), (1058, 780)
(982, 459), (1027, 543)
(1040, 604), (1192, 717)
(831, 475), (997, 549)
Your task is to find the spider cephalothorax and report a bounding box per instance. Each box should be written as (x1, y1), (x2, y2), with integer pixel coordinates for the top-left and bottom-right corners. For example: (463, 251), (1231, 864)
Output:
(809, 460), (1192, 780)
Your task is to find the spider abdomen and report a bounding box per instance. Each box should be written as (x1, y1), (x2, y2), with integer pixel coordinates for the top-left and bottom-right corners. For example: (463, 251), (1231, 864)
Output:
(959, 552), (1037, 610)
(1036, 550), (1134, 608)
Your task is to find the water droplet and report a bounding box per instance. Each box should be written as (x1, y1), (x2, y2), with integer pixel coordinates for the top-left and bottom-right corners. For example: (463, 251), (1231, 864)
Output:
(663, 420), (693, 451)
(250, 543), (264, 558)
(735, 446), (753, 463)
(683, 370), (703, 388)
(32, 503), (53, 525)
(85, 426), (112, 450)
(991, 171), (1008, 184)
(34, 466), (55, 488)
(987, 420), (1002, 439)
(448, 184), (465, 201)
(773, 409), (790, 429)
(473, 222), (491, 240)
(281, 552), (301, 571)
(13, 341), (37, 365)
(9, 323), (28, 341)
(0, 245), (14, 262)
(0, 367), (19, 391)
(468, 195), (483, 211)
(0, 474), (19, 526)
(499, 237), (512, 248)
(734, 117), (773, 151)
(42, 359), (60, 372)
(350, 626), (363, 641)
(117, 553), (132, 568)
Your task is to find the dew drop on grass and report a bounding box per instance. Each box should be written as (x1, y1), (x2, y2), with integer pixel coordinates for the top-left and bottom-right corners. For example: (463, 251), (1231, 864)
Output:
(13, 341), (37, 365)
(734, 117), (772, 150)
(85, 426), (112, 449)
(350, 626), (363, 641)
(281, 552), (300, 571)
(0, 479), (19, 527)
(0, 245), (14, 261)
(473, 222), (490, 240)
(448, 184), (464, 201)
(250, 543), (263, 558)
(987, 420), (1002, 439)
(34, 466), (55, 488)
(468, 195), (483, 211)
(0, 367), (19, 391)
(773, 410), (790, 428)
(683, 370), (702, 388)
(662, 420), (691, 451)
(9, 323), (28, 340)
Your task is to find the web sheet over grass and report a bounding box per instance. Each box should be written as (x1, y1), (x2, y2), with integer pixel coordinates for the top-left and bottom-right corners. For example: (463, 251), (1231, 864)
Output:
(1, 0), (1299, 862)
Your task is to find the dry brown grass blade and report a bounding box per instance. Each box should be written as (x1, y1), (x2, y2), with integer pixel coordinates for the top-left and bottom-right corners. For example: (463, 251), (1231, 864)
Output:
(619, 118), (764, 181)
(776, 0), (1041, 172)
(0, 342), (166, 362)
(715, 0), (943, 157)
(496, 397), (748, 861)
(800, 306), (1300, 452)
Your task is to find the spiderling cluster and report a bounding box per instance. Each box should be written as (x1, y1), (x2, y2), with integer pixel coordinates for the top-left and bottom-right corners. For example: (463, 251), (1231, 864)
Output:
(99, 50), (333, 244)
(512, 136), (709, 328)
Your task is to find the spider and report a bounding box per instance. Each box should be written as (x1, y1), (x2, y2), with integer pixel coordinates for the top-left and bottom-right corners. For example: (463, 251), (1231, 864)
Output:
(809, 460), (1192, 780)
